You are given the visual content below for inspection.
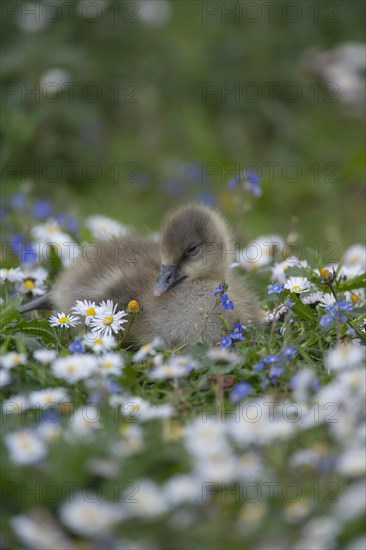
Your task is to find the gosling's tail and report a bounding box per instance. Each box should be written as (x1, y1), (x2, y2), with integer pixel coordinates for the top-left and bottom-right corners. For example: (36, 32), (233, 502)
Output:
(20, 293), (54, 314)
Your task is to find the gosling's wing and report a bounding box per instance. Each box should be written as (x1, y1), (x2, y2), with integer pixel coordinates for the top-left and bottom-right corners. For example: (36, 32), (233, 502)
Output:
(52, 236), (161, 311)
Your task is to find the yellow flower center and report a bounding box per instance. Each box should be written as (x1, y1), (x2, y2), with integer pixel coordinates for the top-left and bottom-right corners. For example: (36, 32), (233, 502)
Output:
(93, 337), (103, 344)
(24, 278), (35, 290)
(66, 364), (75, 373)
(351, 293), (359, 304)
(293, 285), (301, 292)
(128, 300), (140, 311)
(103, 362), (112, 369)
(320, 268), (330, 278)
(12, 355), (21, 365)
(85, 307), (96, 315)
(103, 315), (114, 325)
(59, 316), (69, 324)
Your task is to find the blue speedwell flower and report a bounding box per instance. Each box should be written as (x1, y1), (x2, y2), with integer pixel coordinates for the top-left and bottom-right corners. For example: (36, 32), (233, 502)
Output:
(320, 300), (352, 327)
(212, 282), (226, 297)
(220, 336), (232, 348)
(244, 170), (262, 197)
(69, 338), (85, 354)
(12, 235), (38, 263)
(220, 294), (234, 310)
(229, 382), (253, 403)
(229, 322), (244, 341)
(280, 346), (297, 361)
(32, 199), (52, 219)
(268, 284), (284, 294)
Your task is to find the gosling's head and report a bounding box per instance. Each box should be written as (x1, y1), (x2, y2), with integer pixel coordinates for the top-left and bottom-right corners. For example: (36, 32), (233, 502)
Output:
(154, 204), (232, 297)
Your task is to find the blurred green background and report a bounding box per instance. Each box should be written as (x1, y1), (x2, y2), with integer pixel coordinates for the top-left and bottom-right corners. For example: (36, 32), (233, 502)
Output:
(1, 0), (365, 250)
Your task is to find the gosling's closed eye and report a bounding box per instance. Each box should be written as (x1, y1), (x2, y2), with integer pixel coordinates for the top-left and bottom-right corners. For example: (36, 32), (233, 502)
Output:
(186, 245), (201, 256)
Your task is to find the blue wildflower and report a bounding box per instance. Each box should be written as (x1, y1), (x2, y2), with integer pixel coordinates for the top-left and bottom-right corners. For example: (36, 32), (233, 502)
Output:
(254, 360), (264, 371)
(40, 409), (60, 424)
(212, 282), (225, 297)
(229, 382), (253, 403)
(10, 193), (26, 211)
(229, 322), (244, 341)
(270, 365), (284, 378)
(220, 293), (234, 310)
(268, 284), (284, 294)
(32, 199), (52, 219)
(262, 354), (278, 364)
(285, 297), (294, 308)
(227, 175), (240, 189)
(259, 374), (268, 390)
(12, 235), (38, 263)
(280, 346), (297, 361)
(244, 170), (262, 197)
(69, 338), (85, 354)
(105, 380), (122, 393)
(220, 336), (232, 348)
(320, 300), (352, 326)
(320, 313), (332, 327)
(196, 191), (216, 206)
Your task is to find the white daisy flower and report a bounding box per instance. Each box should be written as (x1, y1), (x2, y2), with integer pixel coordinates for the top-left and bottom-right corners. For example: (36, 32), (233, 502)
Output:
(340, 264), (364, 280)
(37, 423), (62, 442)
(98, 353), (124, 376)
(31, 218), (80, 266)
(11, 513), (70, 549)
(318, 293), (336, 308)
(237, 235), (284, 270)
(343, 244), (366, 270)
(163, 474), (202, 505)
(85, 215), (131, 240)
(68, 406), (101, 438)
(2, 395), (28, 415)
(301, 291), (323, 304)
(271, 256), (308, 283)
(126, 479), (168, 517)
(71, 300), (97, 324)
(149, 355), (195, 380)
(110, 425), (144, 457)
(133, 337), (163, 362)
(207, 348), (240, 364)
(285, 276), (312, 294)
(49, 312), (80, 328)
(16, 266), (48, 296)
(33, 349), (57, 364)
(51, 355), (97, 383)
(337, 447), (366, 477)
(5, 429), (47, 464)
(0, 352), (27, 370)
(28, 388), (69, 408)
(60, 493), (123, 536)
(0, 369), (11, 387)
(0, 267), (24, 283)
(346, 288), (365, 307)
(82, 332), (117, 353)
(120, 396), (173, 421)
(89, 300), (128, 336)
(325, 342), (365, 373)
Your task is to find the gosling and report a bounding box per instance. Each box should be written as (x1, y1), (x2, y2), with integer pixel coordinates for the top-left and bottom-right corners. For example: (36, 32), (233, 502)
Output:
(44, 204), (261, 348)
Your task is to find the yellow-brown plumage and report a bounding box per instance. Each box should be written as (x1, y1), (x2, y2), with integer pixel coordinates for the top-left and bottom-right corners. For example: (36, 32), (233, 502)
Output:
(52, 204), (261, 348)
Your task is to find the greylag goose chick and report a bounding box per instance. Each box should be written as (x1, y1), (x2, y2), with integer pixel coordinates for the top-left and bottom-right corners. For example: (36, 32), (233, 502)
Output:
(51, 204), (261, 348)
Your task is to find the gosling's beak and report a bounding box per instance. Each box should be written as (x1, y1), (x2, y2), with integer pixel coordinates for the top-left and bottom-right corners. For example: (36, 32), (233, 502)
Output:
(154, 265), (184, 297)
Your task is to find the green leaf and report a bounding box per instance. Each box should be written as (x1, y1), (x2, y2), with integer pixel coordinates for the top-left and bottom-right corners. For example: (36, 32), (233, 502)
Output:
(4, 294), (22, 310)
(285, 266), (317, 280)
(290, 294), (317, 321)
(0, 306), (22, 329)
(338, 273), (366, 291)
(4, 319), (60, 346)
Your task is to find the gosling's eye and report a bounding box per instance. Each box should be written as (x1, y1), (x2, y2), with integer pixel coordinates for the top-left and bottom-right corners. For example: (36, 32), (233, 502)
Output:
(186, 244), (200, 257)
